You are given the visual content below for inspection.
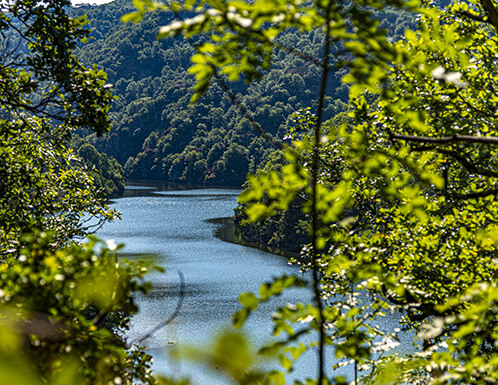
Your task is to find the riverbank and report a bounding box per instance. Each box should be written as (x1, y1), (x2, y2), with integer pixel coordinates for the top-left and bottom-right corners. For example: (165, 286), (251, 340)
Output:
(208, 216), (302, 260)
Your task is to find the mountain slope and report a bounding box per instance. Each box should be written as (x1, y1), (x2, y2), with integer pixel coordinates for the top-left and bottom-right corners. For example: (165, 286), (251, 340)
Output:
(74, 0), (412, 186)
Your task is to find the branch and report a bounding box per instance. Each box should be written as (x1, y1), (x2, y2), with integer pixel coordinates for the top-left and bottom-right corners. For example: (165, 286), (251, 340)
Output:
(390, 132), (498, 145)
(382, 286), (435, 324)
(457, 10), (487, 23)
(408, 145), (498, 199)
(480, 0), (498, 32)
(214, 71), (284, 150)
(412, 145), (498, 178)
(455, 86), (497, 119)
(451, 188), (498, 200)
(133, 271), (185, 345)
(273, 41), (323, 68)
(312, 4), (334, 383)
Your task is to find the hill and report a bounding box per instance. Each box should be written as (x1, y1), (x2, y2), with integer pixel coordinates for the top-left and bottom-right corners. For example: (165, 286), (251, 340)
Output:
(74, 0), (413, 186)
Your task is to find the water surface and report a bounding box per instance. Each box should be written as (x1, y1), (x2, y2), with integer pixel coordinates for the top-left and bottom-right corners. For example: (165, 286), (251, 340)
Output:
(98, 183), (318, 383)
(97, 182), (410, 383)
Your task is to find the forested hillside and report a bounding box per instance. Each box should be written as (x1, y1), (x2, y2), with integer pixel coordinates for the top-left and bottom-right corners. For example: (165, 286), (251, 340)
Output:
(72, 137), (125, 197)
(73, 0), (413, 185)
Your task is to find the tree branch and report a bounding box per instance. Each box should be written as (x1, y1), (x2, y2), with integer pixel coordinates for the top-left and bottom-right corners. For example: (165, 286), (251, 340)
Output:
(390, 132), (498, 145)
(214, 71), (284, 151)
(133, 271), (185, 345)
(412, 145), (498, 178)
(457, 10), (487, 23)
(480, 0), (498, 32)
(452, 188), (498, 200)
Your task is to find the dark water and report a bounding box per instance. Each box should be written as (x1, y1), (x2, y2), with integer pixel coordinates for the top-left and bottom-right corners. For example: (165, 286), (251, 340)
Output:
(97, 182), (409, 384)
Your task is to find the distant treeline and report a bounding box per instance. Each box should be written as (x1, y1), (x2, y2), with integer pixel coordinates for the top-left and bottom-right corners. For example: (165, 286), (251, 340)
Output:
(73, 0), (414, 186)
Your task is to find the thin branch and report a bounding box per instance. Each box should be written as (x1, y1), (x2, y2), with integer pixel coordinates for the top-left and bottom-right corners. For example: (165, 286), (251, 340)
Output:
(457, 10), (487, 23)
(312, 6), (334, 384)
(133, 271), (185, 345)
(412, 145), (498, 178)
(180, 25), (286, 152)
(454, 87), (497, 119)
(390, 132), (498, 145)
(452, 188), (498, 200)
(272, 41), (324, 68)
(480, 0), (498, 32)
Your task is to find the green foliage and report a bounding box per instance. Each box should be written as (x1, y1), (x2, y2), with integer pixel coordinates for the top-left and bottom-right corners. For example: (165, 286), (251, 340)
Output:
(233, 275), (306, 329)
(172, 331), (269, 384)
(0, 0), (117, 255)
(0, 1), (114, 136)
(128, 0), (498, 383)
(73, 137), (125, 198)
(0, 107), (119, 257)
(0, 232), (158, 384)
(1, 1), (157, 384)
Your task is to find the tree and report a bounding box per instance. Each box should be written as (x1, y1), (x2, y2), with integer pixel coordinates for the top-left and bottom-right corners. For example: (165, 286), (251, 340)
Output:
(129, 0), (498, 383)
(73, 138), (126, 198)
(0, 0), (117, 254)
(0, 233), (157, 385)
(1, 1), (156, 383)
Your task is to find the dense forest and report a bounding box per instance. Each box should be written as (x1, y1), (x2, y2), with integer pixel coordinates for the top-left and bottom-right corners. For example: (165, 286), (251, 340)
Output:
(4, 0), (498, 383)
(73, 0), (413, 186)
(72, 137), (125, 197)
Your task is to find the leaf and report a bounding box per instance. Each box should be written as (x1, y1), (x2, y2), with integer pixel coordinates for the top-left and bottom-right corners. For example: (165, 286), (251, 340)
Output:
(245, 202), (273, 222)
(121, 12), (144, 23)
(232, 308), (251, 329)
(239, 292), (258, 310)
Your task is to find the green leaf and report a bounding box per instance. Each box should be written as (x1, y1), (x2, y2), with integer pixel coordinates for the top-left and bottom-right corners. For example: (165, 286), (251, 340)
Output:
(121, 12), (144, 23)
(239, 292), (258, 310)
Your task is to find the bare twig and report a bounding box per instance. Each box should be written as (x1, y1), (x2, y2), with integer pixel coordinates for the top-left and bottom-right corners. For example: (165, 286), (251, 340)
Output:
(312, 4), (334, 384)
(133, 271), (185, 345)
(214, 71), (284, 150)
(273, 41), (324, 68)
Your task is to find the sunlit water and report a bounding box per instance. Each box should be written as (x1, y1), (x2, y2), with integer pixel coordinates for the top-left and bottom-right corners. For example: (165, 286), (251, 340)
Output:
(97, 182), (411, 384)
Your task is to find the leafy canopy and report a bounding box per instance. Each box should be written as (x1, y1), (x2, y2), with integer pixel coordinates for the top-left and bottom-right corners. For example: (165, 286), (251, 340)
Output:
(0, 0), (117, 255)
(0, 1), (158, 384)
(128, 0), (498, 383)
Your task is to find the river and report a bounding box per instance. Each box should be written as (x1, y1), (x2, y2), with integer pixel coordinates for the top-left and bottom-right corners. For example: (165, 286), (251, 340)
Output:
(97, 182), (409, 384)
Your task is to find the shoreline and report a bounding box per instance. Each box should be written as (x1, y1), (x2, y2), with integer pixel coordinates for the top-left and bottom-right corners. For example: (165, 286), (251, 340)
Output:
(207, 216), (302, 261)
